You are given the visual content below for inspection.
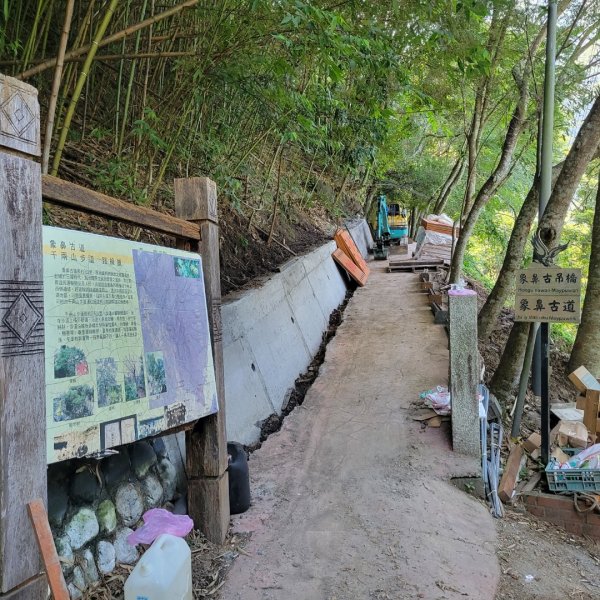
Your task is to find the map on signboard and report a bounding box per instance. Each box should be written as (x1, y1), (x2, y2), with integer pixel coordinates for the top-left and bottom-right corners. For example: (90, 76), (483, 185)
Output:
(514, 266), (581, 323)
(43, 226), (218, 463)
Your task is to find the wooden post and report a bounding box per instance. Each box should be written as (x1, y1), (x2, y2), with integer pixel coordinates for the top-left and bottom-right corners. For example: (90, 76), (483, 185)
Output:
(0, 74), (47, 597)
(174, 177), (229, 543)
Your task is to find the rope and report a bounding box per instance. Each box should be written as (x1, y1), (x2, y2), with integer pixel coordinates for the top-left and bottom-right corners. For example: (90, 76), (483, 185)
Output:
(573, 492), (600, 514)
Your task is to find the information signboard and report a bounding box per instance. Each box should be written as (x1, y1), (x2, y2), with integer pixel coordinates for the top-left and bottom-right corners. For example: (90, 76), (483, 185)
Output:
(514, 266), (581, 323)
(43, 226), (218, 463)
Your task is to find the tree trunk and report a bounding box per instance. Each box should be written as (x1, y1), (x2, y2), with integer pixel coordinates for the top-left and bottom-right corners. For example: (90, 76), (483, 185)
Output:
(489, 321), (530, 407)
(432, 152), (466, 215)
(448, 9), (554, 283)
(569, 175), (600, 372)
(486, 96), (600, 399)
(537, 94), (600, 249)
(478, 162), (564, 340)
(449, 81), (530, 283)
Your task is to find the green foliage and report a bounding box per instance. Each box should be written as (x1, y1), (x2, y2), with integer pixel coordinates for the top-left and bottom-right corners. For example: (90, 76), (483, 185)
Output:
(54, 345), (87, 379)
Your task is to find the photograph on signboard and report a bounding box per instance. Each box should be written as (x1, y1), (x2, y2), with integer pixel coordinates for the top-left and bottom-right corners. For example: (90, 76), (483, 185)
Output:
(43, 226), (219, 463)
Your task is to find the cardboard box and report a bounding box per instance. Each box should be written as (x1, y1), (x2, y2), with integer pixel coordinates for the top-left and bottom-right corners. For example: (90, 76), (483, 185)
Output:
(522, 432), (541, 454)
(556, 420), (589, 449)
(568, 366), (600, 393)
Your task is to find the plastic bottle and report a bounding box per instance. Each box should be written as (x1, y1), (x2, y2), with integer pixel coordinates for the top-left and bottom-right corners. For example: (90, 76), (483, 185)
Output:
(124, 533), (192, 600)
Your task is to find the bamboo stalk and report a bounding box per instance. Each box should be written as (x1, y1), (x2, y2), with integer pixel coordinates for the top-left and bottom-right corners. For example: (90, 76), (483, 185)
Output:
(51, 0), (120, 176)
(268, 144), (284, 246)
(118, 0), (149, 153)
(41, 0), (75, 174)
(17, 0), (199, 80)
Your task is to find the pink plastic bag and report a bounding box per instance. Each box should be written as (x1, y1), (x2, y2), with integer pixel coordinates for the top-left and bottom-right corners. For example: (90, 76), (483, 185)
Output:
(127, 508), (193, 546)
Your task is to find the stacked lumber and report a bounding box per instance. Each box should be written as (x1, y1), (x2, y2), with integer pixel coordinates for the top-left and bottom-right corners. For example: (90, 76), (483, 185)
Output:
(421, 217), (460, 236)
(413, 242), (453, 262)
(332, 228), (369, 287)
(568, 366), (600, 443)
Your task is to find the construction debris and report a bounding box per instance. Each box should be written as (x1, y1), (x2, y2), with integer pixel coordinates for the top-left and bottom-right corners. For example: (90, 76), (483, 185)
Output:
(332, 229), (370, 286)
(413, 214), (458, 263)
(556, 420), (589, 448)
(568, 365), (600, 444)
(499, 445), (525, 504)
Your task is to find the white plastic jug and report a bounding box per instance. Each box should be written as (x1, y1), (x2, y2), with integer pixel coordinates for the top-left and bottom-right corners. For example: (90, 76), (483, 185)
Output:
(124, 533), (193, 600)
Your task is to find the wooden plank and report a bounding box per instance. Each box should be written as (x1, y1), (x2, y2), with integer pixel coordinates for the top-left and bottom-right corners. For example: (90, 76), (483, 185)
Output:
(187, 474), (230, 545)
(388, 263), (444, 273)
(499, 445), (524, 503)
(174, 177), (229, 544)
(522, 432), (541, 453)
(332, 248), (367, 286)
(43, 174), (201, 240)
(388, 258), (444, 267)
(584, 389), (600, 438)
(26, 500), (69, 600)
(421, 218), (459, 236)
(568, 365), (600, 393)
(334, 229), (370, 276)
(520, 472), (542, 494)
(0, 74), (46, 595)
(411, 409), (438, 421)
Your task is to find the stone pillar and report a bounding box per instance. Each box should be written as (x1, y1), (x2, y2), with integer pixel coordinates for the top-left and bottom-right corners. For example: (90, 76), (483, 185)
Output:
(448, 289), (480, 457)
(0, 74), (47, 597)
(174, 177), (229, 544)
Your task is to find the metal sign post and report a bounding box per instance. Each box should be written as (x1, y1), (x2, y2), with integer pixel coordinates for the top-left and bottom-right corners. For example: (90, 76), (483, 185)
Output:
(537, 0), (557, 465)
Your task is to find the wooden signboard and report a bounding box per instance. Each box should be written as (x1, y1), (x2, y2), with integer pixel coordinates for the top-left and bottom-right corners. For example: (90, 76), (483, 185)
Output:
(514, 266), (581, 323)
(332, 248), (367, 287)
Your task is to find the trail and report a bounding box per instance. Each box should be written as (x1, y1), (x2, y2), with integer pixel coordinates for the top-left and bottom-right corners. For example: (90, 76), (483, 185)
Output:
(219, 264), (500, 600)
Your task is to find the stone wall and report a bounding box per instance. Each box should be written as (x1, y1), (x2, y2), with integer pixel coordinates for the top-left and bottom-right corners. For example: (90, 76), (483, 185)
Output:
(48, 438), (183, 598)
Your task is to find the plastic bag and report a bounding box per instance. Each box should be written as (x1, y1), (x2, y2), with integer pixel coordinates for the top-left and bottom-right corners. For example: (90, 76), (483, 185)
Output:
(421, 386), (451, 415)
(563, 444), (600, 470)
(127, 508), (193, 546)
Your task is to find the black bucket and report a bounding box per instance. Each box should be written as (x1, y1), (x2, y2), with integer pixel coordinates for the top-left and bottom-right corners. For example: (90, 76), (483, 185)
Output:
(227, 442), (250, 514)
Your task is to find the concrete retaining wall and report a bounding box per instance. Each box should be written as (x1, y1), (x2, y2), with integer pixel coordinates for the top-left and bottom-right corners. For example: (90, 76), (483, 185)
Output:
(48, 219), (373, 598)
(223, 219), (372, 445)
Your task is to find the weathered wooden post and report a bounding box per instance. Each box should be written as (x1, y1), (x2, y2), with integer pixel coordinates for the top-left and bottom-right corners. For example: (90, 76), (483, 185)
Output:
(448, 289), (480, 457)
(0, 74), (47, 597)
(174, 177), (230, 543)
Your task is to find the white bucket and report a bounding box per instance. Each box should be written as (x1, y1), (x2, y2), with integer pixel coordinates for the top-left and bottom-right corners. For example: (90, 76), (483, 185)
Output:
(124, 533), (193, 600)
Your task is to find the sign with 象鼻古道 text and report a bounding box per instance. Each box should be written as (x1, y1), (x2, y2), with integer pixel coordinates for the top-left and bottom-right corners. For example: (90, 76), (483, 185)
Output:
(514, 266), (581, 323)
(43, 226), (219, 464)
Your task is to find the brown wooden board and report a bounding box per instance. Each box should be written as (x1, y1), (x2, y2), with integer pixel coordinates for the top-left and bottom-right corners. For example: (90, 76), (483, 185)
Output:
(43, 175), (201, 240)
(389, 258), (444, 267)
(174, 177), (229, 544)
(388, 264), (444, 273)
(332, 248), (367, 286)
(499, 445), (524, 503)
(584, 389), (600, 438)
(334, 229), (370, 276)
(421, 218), (459, 236)
(27, 500), (69, 600)
(0, 75), (47, 594)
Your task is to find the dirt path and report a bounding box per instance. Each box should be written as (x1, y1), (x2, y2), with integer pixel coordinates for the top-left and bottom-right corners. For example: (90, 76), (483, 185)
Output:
(219, 265), (500, 599)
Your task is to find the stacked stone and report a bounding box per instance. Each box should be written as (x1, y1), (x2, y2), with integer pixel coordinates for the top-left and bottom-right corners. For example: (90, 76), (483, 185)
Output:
(48, 439), (181, 599)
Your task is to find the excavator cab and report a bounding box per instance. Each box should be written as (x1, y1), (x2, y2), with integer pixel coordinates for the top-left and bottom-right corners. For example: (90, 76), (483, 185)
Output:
(369, 195), (408, 260)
